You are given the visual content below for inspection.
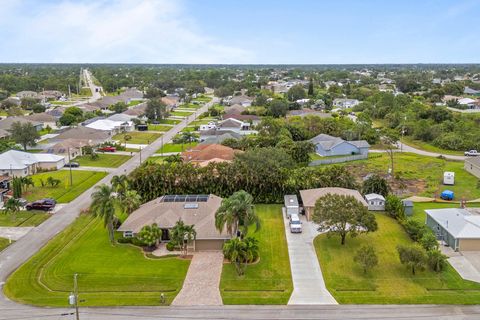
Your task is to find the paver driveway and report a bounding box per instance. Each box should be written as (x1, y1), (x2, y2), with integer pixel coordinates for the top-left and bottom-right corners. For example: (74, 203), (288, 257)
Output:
(171, 251), (223, 306)
(283, 214), (337, 304)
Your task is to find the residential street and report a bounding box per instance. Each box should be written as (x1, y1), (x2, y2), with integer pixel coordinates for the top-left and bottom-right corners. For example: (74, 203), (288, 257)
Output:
(370, 142), (465, 161)
(0, 99), (216, 315)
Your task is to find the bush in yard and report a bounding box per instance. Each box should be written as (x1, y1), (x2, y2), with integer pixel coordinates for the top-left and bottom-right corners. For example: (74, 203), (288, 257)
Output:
(166, 242), (176, 251)
(46, 176), (61, 187)
(420, 232), (439, 251)
(354, 245), (378, 274)
(397, 244), (427, 275)
(385, 194), (405, 220)
(403, 219), (428, 242)
(362, 174), (390, 197)
(136, 223), (162, 248)
(427, 249), (448, 272)
(223, 236), (259, 275)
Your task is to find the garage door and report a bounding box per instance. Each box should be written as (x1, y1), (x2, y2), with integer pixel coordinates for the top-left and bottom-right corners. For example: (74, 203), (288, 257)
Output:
(195, 240), (225, 251)
(459, 239), (480, 251)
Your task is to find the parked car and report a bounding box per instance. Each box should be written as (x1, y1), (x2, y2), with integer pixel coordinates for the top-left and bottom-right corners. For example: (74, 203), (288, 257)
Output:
(64, 162), (80, 168)
(289, 214), (303, 233)
(25, 198), (56, 211)
(17, 198), (28, 207)
(97, 146), (116, 152)
(465, 150), (479, 156)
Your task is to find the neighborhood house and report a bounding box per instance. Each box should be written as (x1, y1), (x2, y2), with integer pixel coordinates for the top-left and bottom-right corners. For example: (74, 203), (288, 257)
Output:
(310, 133), (370, 157)
(0, 150), (65, 177)
(118, 194), (230, 251)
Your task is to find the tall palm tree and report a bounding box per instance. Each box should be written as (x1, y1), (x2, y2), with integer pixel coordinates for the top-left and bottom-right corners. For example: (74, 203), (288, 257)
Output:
(119, 190), (141, 215)
(90, 184), (116, 244)
(215, 190), (260, 238)
(111, 174), (129, 201)
(170, 220), (196, 255)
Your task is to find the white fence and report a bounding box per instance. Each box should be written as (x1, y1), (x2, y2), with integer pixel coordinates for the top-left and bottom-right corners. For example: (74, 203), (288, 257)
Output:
(309, 154), (369, 166)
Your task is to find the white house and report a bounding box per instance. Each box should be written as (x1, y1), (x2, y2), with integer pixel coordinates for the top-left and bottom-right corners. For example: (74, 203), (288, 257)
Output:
(0, 150), (65, 177)
(332, 98), (360, 109)
(365, 193), (386, 211)
(85, 119), (134, 135)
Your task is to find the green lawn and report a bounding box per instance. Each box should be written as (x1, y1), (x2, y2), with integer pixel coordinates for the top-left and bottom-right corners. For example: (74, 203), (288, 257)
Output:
(220, 204), (292, 304)
(148, 156), (168, 164)
(338, 153), (480, 200)
(0, 237), (11, 252)
(113, 132), (162, 144)
(75, 154), (131, 168)
(181, 126), (197, 133)
(4, 215), (190, 306)
(170, 111), (194, 117)
(402, 137), (464, 156)
(23, 170), (107, 203)
(127, 100), (143, 107)
(147, 124), (173, 132)
(156, 142), (198, 153)
(159, 119), (181, 125)
(180, 103), (202, 109)
(315, 213), (480, 304)
(0, 211), (50, 227)
(189, 119), (216, 126)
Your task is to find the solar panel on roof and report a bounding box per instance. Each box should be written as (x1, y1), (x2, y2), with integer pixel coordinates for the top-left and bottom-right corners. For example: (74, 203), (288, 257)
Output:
(184, 203), (199, 209)
(160, 194), (210, 203)
(175, 195), (187, 202)
(186, 195), (197, 202)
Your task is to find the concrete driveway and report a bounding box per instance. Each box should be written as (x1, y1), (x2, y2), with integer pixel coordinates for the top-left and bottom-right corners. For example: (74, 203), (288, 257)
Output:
(283, 214), (337, 304)
(448, 252), (480, 283)
(0, 227), (33, 241)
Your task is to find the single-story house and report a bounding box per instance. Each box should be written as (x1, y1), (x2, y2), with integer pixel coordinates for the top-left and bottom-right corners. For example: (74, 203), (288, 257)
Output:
(123, 103), (147, 117)
(46, 138), (92, 159)
(181, 144), (239, 165)
(16, 91), (39, 99)
(228, 95), (253, 107)
(310, 133), (370, 157)
(426, 208), (480, 251)
(365, 193), (386, 211)
(107, 113), (137, 122)
(85, 119), (134, 135)
(52, 126), (110, 144)
(464, 87), (480, 96)
(300, 187), (368, 220)
(118, 194), (230, 251)
(465, 157), (480, 179)
(23, 112), (58, 129)
(287, 109), (332, 118)
(332, 98), (360, 109)
(0, 150), (65, 177)
(0, 117), (43, 137)
(218, 118), (251, 132)
(200, 131), (242, 145)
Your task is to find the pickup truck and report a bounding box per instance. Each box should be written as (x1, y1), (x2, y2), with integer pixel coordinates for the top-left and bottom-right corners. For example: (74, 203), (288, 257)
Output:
(465, 150), (479, 156)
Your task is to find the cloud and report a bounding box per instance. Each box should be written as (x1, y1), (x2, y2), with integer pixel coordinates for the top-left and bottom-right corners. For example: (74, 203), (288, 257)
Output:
(0, 0), (254, 63)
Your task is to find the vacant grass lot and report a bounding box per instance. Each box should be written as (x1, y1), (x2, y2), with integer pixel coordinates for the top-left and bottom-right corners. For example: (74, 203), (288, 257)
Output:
(159, 119), (181, 125)
(339, 153), (480, 200)
(220, 204), (292, 304)
(147, 124), (172, 132)
(170, 111), (194, 117)
(113, 132), (162, 144)
(315, 213), (480, 304)
(0, 211), (50, 227)
(0, 237), (11, 252)
(4, 215), (190, 306)
(156, 142), (198, 153)
(401, 137), (464, 156)
(24, 170), (107, 203)
(75, 154), (131, 168)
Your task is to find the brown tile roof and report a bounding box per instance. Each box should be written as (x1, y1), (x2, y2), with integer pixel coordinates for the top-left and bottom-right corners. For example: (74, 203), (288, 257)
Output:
(24, 112), (57, 123)
(53, 126), (110, 142)
(118, 194), (229, 239)
(181, 144), (238, 162)
(300, 187), (368, 207)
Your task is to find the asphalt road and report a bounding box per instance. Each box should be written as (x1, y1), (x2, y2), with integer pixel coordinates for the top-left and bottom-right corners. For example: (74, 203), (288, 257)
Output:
(83, 69), (102, 103)
(371, 142), (465, 161)
(0, 100), (215, 316)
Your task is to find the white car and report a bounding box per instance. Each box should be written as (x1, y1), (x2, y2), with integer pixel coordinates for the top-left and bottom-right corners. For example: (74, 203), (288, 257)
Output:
(289, 214), (303, 233)
(465, 150), (479, 156)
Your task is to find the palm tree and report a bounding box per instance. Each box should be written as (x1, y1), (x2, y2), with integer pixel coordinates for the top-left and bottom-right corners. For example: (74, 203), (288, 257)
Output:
(20, 177), (34, 192)
(111, 174), (129, 201)
(2, 197), (21, 222)
(181, 131), (198, 146)
(170, 220), (197, 255)
(90, 184), (116, 244)
(119, 190), (141, 215)
(215, 190), (260, 238)
(123, 134), (132, 148)
(223, 238), (248, 275)
(244, 237), (259, 263)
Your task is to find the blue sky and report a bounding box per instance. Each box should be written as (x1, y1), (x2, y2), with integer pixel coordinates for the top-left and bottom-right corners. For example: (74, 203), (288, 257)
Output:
(0, 0), (479, 64)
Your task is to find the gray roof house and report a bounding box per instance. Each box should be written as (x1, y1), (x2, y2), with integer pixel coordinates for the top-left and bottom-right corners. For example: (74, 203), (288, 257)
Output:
(0, 117), (43, 136)
(426, 208), (480, 251)
(118, 194), (230, 251)
(365, 193), (386, 211)
(310, 134), (370, 157)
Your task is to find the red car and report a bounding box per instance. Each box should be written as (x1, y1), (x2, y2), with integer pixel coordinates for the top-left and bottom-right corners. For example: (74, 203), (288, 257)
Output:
(97, 146), (116, 152)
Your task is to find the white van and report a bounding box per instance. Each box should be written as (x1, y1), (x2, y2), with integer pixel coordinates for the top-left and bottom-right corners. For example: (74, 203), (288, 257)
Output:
(289, 214), (302, 233)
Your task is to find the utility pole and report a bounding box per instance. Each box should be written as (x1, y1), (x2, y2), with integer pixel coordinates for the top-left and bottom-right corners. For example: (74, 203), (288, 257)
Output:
(139, 147), (142, 164)
(67, 147), (73, 187)
(69, 273), (80, 320)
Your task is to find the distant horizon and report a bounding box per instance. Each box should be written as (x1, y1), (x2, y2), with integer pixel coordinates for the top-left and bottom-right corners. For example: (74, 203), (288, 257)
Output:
(1, 0), (479, 64)
(1, 62), (480, 66)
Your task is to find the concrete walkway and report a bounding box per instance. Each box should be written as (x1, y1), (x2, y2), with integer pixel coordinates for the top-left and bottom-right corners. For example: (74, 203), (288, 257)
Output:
(448, 252), (480, 283)
(0, 227), (34, 241)
(284, 214), (337, 305)
(172, 251), (223, 306)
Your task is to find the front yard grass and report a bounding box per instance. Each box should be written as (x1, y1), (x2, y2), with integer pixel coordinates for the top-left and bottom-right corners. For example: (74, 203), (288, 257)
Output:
(170, 111), (194, 117)
(0, 237), (11, 252)
(338, 153), (480, 200)
(220, 204), (292, 304)
(75, 153), (131, 168)
(0, 211), (51, 227)
(4, 215), (190, 306)
(156, 142), (198, 153)
(147, 124), (173, 132)
(159, 119), (181, 125)
(315, 213), (480, 304)
(24, 170), (107, 203)
(401, 137), (464, 156)
(113, 132), (162, 144)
